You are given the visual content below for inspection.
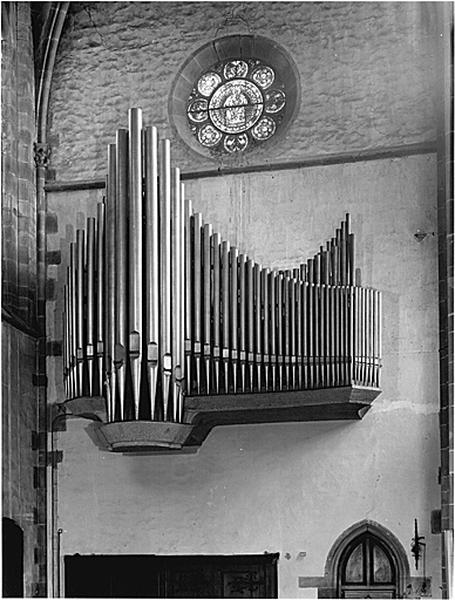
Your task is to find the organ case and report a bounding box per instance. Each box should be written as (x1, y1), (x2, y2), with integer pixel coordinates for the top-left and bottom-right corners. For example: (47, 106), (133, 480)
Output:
(62, 108), (382, 452)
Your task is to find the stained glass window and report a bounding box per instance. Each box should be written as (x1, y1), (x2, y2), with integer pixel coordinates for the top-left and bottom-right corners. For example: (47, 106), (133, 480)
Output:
(372, 543), (393, 583)
(344, 543), (364, 583)
(187, 58), (287, 155)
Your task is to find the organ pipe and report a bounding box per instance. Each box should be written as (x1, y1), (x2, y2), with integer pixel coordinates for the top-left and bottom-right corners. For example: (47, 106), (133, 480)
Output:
(222, 241), (231, 392)
(159, 138), (172, 418)
(212, 233), (221, 394)
(86, 217), (95, 396)
(115, 130), (127, 419)
(128, 109), (143, 419)
(203, 222), (212, 394)
(62, 113), (382, 425)
(96, 201), (105, 397)
(145, 126), (159, 420)
(76, 229), (84, 396)
(106, 144), (117, 420)
(230, 247), (239, 394)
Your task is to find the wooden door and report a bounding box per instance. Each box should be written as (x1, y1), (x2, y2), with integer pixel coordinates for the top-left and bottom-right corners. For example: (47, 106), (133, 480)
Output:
(338, 534), (397, 598)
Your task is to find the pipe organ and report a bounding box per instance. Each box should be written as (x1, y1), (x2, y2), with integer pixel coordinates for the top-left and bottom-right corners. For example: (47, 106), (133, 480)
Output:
(62, 108), (382, 451)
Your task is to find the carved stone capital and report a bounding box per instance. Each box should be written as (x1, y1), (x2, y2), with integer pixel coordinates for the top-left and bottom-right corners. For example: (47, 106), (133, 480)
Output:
(33, 142), (51, 168)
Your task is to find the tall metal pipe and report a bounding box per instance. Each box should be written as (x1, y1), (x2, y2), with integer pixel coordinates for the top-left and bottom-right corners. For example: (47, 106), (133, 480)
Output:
(359, 287), (364, 385)
(313, 253), (320, 285)
(106, 144), (117, 421)
(144, 126), (159, 420)
(368, 288), (373, 386)
(128, 108), (143, 420)
(313, 282), (320, 387)
(354, 286), (359, 384)
(63, 285), (68, 398)
(276, 272), (283, 390)
(184, 199), (193, 396)
(221, 241), (231, 392)
(254, 263), (262, 391)
(67, 264), (75, 398)
(289, 278), (296, 390)
(262, 267), (270, 391)
(212, 233), (221, 394)
(96, 201), (105, 397)
(301, 281), (307, 388)
(179, 182), (186, 420)
(239, 254), (246, 392)
(246, 259), (254, 391)
(76, 229), (85, 397)
(203, 223), (213, 394)
(340, 221), (347, 286)
(269, 271), (277, 391)
(295, 280), (302, 389)
(171, 168), (183, 421)
(283, 274), (290, 389)
(230, 247), (239, 394)
(159, 138), (172, 417)
(319, 281), (326, 387)
(349, 286), (354, 384)
(192, 213), (203, 395)
(307, 282), (313, 388)
(86, 217), (95, 396)
(115, 130), (128, 420)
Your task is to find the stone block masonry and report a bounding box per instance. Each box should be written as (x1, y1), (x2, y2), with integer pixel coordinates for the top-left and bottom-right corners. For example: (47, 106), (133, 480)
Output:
(48, 2), (438, 181)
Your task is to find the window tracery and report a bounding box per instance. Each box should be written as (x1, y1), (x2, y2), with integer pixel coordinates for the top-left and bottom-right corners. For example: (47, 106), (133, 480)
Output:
(187, 58), (286, 154)
(169, 35), (300, 160)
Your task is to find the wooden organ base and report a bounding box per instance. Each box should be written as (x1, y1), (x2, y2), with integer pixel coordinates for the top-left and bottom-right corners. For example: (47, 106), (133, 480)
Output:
(62, 385), (380, 453)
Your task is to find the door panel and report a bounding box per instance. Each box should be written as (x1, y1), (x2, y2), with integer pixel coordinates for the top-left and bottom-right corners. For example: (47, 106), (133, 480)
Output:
(339, 533), (397, 598)
(64, 554), (278, 598)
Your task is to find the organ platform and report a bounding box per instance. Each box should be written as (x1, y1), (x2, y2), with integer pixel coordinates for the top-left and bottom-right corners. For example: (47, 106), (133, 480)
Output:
(61, 108), (382, 452)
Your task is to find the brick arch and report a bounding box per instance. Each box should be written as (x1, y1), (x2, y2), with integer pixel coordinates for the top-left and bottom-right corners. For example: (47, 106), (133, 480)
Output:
(324, 519), (411, 598)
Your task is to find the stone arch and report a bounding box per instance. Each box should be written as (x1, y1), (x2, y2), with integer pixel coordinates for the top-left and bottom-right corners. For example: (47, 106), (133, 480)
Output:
(324, 519), (411, 598)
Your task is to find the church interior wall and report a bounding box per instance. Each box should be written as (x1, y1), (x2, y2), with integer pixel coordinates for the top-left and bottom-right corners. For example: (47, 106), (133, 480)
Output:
(46, 1), (437, 179)
(1, 3), (47, 596)
(36, 1), (447, 597)
(47, 152), (442, 595)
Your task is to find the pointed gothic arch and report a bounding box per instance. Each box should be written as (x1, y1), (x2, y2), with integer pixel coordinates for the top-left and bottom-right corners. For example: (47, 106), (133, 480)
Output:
(324, 520), (410, 598)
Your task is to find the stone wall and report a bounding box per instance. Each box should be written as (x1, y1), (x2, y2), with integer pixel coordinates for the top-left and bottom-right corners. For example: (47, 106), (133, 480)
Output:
(1, 1), (37, 324)
(47, 1), (438, 180)
(2, 321), (45, 598)
(1, 3), (47, 596)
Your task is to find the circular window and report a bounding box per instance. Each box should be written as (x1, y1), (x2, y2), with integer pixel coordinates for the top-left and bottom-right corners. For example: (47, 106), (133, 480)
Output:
(170, 35), (300, 159)
(187, 58), (286, 155)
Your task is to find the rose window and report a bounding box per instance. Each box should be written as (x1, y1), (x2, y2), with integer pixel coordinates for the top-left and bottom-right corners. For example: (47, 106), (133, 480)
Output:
(187, 59), (287, 155)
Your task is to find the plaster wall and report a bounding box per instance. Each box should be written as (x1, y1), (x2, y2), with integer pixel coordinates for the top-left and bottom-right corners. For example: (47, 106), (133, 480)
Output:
(50, 153), (442, 596)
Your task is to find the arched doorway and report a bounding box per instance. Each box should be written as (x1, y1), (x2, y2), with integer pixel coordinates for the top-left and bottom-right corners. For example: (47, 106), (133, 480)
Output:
(325, 520), (410, 599)
(338, 531), (397, 598)
(2, 517), (24, 597)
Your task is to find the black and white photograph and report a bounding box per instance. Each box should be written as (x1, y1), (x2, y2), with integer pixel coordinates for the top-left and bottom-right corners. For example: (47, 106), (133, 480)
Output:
(1, 1), (453, 598)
